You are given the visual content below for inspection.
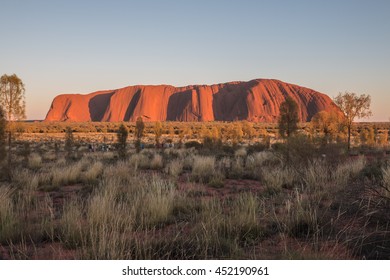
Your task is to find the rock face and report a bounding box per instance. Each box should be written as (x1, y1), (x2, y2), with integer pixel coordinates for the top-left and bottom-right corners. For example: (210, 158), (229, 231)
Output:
(45, 79), (340, 122)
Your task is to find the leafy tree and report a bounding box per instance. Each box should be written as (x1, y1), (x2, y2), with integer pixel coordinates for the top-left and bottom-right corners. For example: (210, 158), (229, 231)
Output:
(117, 124), (128, 159)
(0, 74), (26, 121)
(0, 107), (6, 163)
(311, 111), (340, 144)
(334, 92), (372, 150)
(379, 129), (388, 146)
(0, 74), (26, 168)
(135, 117), (145, 152)
(278, 96), (299, 139)
(367, 126), (376, 146)
(277, 97), (300, 165)
(153, 122), (163, 146)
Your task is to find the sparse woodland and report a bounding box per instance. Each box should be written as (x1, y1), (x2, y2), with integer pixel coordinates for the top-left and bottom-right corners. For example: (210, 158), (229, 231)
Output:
(0, 118), (389, 260)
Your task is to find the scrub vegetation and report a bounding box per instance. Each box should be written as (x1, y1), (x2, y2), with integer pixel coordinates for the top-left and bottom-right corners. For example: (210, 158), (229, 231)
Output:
(0, 119), (389, 260)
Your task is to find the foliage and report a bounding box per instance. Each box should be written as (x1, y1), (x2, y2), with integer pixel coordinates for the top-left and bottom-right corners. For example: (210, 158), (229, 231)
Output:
(135, 117), (145, 152)
(242, 121), (255, 139)
(2, 127), (390, 260)
(116, 124), (128, 159)
(278, 97), (299, 138)
(311, 111), (341, 144)
(227, 122), (243, 145)
(154, 122), (163, 146)
(334, 92), (372, 150)
(379, 129), (388, 146)
(0, 74), (26, 172)
(0, 74), (26, 121)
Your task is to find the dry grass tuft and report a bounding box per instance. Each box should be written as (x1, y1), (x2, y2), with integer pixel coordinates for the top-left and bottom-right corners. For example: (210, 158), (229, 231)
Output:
(28, 153), (42, 169)
(150, 154), (164, 170)
(0, 186), (17, 243)
(82, 161), (103, 184)
(191, 156), (218, 183)
(165, 159), (183, 177)
(52, 161), (84, 187)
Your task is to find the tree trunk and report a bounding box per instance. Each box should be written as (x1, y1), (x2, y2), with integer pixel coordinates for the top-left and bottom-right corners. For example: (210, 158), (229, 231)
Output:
(286, 136), (290, 166)
(347, 125), (351, 151)
(7, 130), (11, 179)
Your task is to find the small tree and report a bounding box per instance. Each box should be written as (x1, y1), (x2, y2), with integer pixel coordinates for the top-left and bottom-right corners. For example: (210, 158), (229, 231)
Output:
(379, 129), (388, 146)
(117, 124), (128, 159)
(231, 122), (243, 146)
(0, 107), (6, 163)
(278, 97), (299, 139)
(0, 74), (26, 168)
(64, 127), (74, 160)
(134, 117), (145, 152)
(242, 121), (255, 140)
(311, 111), (340, 145)
(153, 122), (163, 147)
(334, 92), (372, 150)
(367, 126), (375, 146)
(278, 97), (299, 165)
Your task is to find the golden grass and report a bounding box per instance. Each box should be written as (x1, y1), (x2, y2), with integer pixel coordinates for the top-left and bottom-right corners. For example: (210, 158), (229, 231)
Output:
(234, 147), (247, 158)
(0, 186), (16, 243)
(136, 177), (176, 228)
(191, 155), (217, 183)
(262, 166), (297, 191)
(165, 158), (183, 177)
(82, 161), (103, 184)
(150, 153), (164, 170)
(2, 129), (390, 260)
(28, 153), (42, 170)
(52, 161), (84, 187)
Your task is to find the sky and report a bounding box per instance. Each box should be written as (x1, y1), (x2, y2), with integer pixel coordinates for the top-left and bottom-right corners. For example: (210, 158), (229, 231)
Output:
(1, 0), (389, 121)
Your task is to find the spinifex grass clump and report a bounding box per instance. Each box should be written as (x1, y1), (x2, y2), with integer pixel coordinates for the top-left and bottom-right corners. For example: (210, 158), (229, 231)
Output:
(28, 153), (42, 170)
(191, 155), (224, 185)
(165, 158), (183, 177)
(82, 161), (103, 184)
(0, 180), (54, 247)
(0, 186), (17, 243)
(51, 160), (84, 187)
(135, 177), (176, 228)
(149, 153), (164, 170)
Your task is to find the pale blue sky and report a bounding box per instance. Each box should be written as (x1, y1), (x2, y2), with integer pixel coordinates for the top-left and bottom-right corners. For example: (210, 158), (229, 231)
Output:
(1, 0), (389, 121)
